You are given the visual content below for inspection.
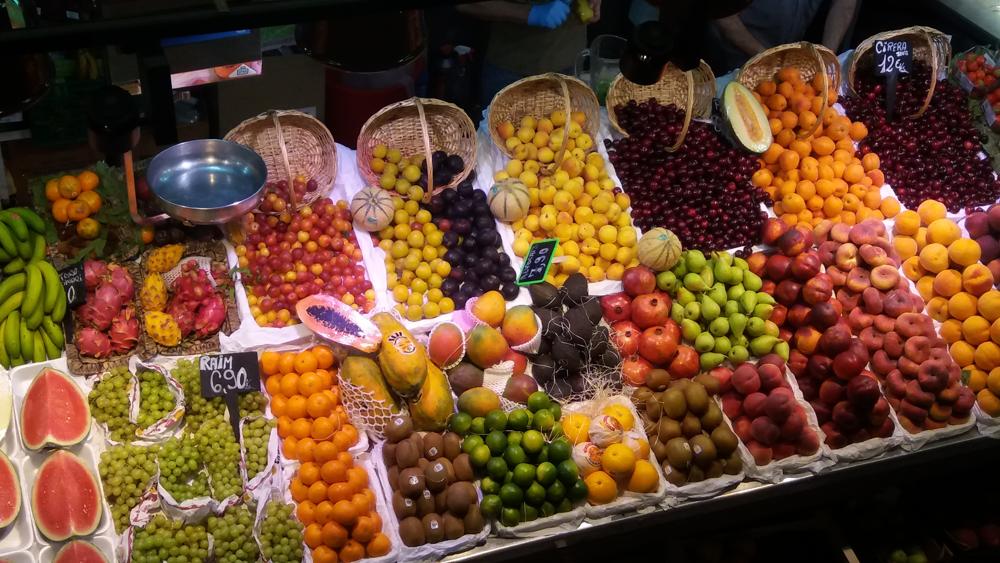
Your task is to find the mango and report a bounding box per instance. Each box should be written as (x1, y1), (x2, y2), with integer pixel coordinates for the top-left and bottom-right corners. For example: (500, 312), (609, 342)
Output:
(340, 356), (399, 414)
(373, 312), (427, 396)
(466, 325), (509, 369)
(408, 361), (455, 431)
(457, 387), (501, 417)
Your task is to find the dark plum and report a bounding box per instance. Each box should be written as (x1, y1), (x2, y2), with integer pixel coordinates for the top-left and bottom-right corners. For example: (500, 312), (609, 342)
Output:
(479, 274), (501, 292)
(453, 219), (472, 235)
(501, 283), (520, 300)
(442, 231), (460, 248)
(441, 278), (459, 296)
(446, 154), (464, 173)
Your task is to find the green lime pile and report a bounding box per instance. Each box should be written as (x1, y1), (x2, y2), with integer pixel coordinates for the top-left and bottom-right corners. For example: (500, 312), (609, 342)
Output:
(449, 391), (587, 526)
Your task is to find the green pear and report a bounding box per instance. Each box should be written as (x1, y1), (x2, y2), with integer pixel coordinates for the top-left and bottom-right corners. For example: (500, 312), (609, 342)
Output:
(699, 352), (726, 371)
(723, 301), (740, 316)
(713, 260), (732, 285)
(671, 302), (685, 323)
(699, 265), (714, 287)
(754, 303), (775, 320)
(683, 272), (707, 292)
(672, 260), (688, 278)
(729, 313), (748, 338)
(732, 334), (748, 348)
(656, 270), (678, 293)
(756, 292), (775, 305)
(746, 317), (766, 337)
(714, 335), (732, 354)
(694, 332), (716, 353)
(888, 551), (907, 563)
(700, 295), (721, 321)
(676, 287), (695, 306)
(727, 267), (744, 284)
(749, 335), (780, 356)
(709, 317), (729, 337)
(743, 271), (762, 291)
(708, 283), (728, 307)
(763, 320), (780, 337)
(774, 341), (790, 361)
(739, 291), (757, 314)
(685, 249), (706, 273)
(727, 346), (749, 364)
(733, 256), (749, 271)
(680, 319), (702, 341)
(727, 284), (746, 301)
(683, 302), (701, 322)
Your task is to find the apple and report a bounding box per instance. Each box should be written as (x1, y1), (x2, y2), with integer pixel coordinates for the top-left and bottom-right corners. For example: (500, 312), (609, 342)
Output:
(832, 340), (870, 381)
(808, 301), (839, 329)
(802, 274), (833, 305)
(765, 254), (793, 281)
(638, 325), (679, 365)
(774, 279), (803, 306)
(631, 293), (672, 329)
(846, 374), (880, 410)
(790, 252), (822, 281)
(611, 321), (641, 356)
(600, 293), (632, 323)
(622, 266), (656, 297)
(808, 355), (834, 381)
(818, 324), (852, 355)
(787, 349), (808, 377)
(832, 401), (860, 432)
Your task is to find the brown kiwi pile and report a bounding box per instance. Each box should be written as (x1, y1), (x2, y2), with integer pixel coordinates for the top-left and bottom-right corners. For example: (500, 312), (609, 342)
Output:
(383, 413), (485, 547)
(632, 372), (743, 486)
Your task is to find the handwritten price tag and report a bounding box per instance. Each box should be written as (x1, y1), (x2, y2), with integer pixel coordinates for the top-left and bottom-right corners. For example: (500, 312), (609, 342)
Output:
(516, 238), (559, 286)
(875, 39), (912, 76)
(58, 263), (85, 308)
(199, 352), (260, 438)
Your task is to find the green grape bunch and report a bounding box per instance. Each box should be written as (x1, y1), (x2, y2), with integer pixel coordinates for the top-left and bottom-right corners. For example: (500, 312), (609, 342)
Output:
(259, 500), (304, 563)
(131, 513), (210, 563)
(138, 369), (176, 428)
(172, 358), (225, 430)
(197, 417), (243, 499)
(207, 504), (260, 563)
(99, 442), (159, 532)
(89, 366), (138, 442)
(242, 417), (275, 480)
(157, 435), (210, 501)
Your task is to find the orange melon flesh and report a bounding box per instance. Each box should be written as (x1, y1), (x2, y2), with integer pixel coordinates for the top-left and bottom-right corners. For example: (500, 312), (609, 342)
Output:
(724, 81), (773, 154)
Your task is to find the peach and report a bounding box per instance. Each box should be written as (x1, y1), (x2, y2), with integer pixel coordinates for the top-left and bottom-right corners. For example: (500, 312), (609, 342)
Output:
(731, 364), (762, 395)
(837, 288), (860, 310)
(859, 326), (883, 352)
(776, 226), (813, 257)
(826, 265), (847, 287)
(859, 244), (891, 267)
(846, 267), (872, 292)
(939, 318), (964, 344)
(962, 263), (995, 296)
(902, 256), (926, 282)
(926, 218), (961, 246)
(905, 379), (935, 408)
(848, 221), (881, 246)
(813, 219), (835, 243)
(802, 274), (834, 305)
(893, 210), (921, 236)
(975, 341), (1000, 371)
(870, 264), (900, 290)
(950, 340), (976, 367)
(961, 315), (991, 346)
(816, 240), (839, 266)
(967, 211), (991, 238)
(870, 349), (896, 376)
(918, 243), (950, 274)
(895, 312), (928, 339)
(892, 236), (918, 261)
(948, 291), (978, 321)
(786, 303), (811, 327)
(980, 290), (1000, 322)
(915, 276), (935, 302)
(992, 318), (1000, 346)
(926, 296), (950, 322)
(747, 441), (773, 466)
(883, 331), (904, 358)
(883, 289), (914, 318)
(743, 392), (768, 418)
(928, 403), (952, 422)
(903, 335), (931, 364)
(917, 199), (947, 226)
(791, 252), (823, 281)
(721, 394), (743, 418)
(747, 252), (768, 276)
(916, 361), (949, 394)
(861, 287), (883, 314)
(732, 416), (752, 441)
(932, 269), (963, 298)
(780, 411), (806, 441)
(989, 258), (1000, 283)
(822, 422), (847, 449)
(750, 417), (781, 446)
(847, 307), (873, 332)
(765, 253), (793, 280)
(835, 243), (859, 271)
(832, 401), (861, 432)
(885, 369), (907, 396)
(762, 218), (791, 246)
(949, 238), (982, 268)
(914, 226), (929, 249)
(976, 235), (1000, 263)
(830, 222), (852, 243)
(764, 392), (794, 423)
(807, 354), (834, 381)
(810, 400), (831, 425)
(874, 314), (896, 334)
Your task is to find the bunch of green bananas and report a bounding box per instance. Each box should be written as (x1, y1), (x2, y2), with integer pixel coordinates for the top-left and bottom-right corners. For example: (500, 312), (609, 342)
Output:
(0, 208), (65, 367)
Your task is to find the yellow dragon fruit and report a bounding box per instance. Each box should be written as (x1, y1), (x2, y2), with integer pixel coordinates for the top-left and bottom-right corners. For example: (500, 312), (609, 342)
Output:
(144, 311), (181, 346)
(140, 273), (168, 312)
(146, 244), (185, 273)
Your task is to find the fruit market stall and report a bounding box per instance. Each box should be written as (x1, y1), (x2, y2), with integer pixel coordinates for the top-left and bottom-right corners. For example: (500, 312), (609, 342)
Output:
(6, 23), (1000, 563)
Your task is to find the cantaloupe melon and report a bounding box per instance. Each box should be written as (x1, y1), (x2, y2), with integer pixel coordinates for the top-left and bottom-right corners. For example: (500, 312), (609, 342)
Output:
(723, 81), (772, 154)
(487, 179), (530, 223)
(637, 228), (682, 272)
(350, 186), (396, 232)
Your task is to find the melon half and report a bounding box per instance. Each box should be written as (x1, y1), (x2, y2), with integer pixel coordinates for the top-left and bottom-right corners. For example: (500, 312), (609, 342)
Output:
(0, 450), (19, 530)
(19, 367), (91, 451)
(723, 81), (773, 154)
(31, 450), (102, 541)
(53, 540), (110, 563)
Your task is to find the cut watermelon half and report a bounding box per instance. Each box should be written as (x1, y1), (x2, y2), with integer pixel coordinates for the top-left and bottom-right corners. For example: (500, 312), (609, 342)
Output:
(19, 367), (91, 451)
(0, 450), (19, 530)
(31, 450), (102, 541)
(297, 294), (381, 353)
(53, 540), (110, 563)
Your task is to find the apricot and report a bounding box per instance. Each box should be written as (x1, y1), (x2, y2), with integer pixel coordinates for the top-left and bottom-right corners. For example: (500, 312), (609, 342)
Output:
(963, 315), (992, 346)
(915, 276), (936, 302)
(977, 389), (1000, 416)
(914, 227), (928, 249)
(893, 236), (918, 261)
(917, 199), (947, 226)
(948, 238), (982, 268)
(811, 136), (835, 156)
(926, 218), (961, 247)
(948, 291), (978, 321)
(967, 368), (988, 392)
(988, 369), (1000, 396)
(918, 243), (950, 274)
(893, 210), (921, 236)
(902, 256), (926, 282)
(975, 341), (1000, 371)
(962, 263), (995, 296)
(939, 318), (964, 344)
(932, 269), (963, 298)
(978, 290), (1000, 322)
(992, 318), (1000, 347)
(951, 340), (976, 367)
(927, 296), (950, 322)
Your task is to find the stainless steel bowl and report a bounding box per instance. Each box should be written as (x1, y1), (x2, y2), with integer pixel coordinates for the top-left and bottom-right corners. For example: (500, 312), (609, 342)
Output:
(146, 139), (267, 225)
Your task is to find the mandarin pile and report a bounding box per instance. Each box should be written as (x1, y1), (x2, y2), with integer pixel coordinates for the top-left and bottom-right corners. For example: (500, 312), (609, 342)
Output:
(44, 169), (103, 240)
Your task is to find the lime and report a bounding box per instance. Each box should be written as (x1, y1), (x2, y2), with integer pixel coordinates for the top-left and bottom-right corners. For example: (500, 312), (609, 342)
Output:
(487, 457), (509, 481)
(549, 423), (564, 439)
(535, 444), (549, 464)
(522, 504), (539, 522)
(536, 461), (557, 486)
(527, 391), (551, 412)
(480, 476), (501, 495)
(568, 478), (588, 501)
(485, 410), (508, 432)
(462, 435), (484, 455)
(525, 482), (546, 506)
(557, 459), (579, 485)
(499, 483), (523, 508)
(507, 431), (523, 448)
(504, 471), (514, 483)
(540, 501), (556, 517)
(550, 403), (562, 421)
(449, 412), (472, 435)
(501, 507), (521, 527)
(504, 444), (527, 467)
(532, 409), (555, 432)
(512, 463), (536, 488)
(470, 444), (492, 468)
(485, 430), (508, 456)
(521, 430), (544, 455)
(480, 494), (502, 519)
(470, 417), (486, 435)
(548, 438), (572, 464)
(556, 498), (573, 513)
(545, 479), (566, 504)
(507, 408), (531, 431)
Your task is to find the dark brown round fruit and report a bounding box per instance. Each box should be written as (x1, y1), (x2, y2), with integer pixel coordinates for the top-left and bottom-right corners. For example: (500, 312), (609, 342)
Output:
(452, 454), (474, 482)
(399, 516), (425, 546)
(689, 434), (717, 468)
(711, 425), (739, 457)
(665, 437), (692, 470)
(463, 504), (485, 534)
(661, 461), (687, 486)
(446, 481), (476, 516)
(683, 383), (710, 416)
(399, 467), (426, 497)
(442, 512), (466, 540)
(660, 388), (687, 419)
(423, 513), (445, 543)
(687, 465), (705, 483)
(416, 488), (436, 516)
(723, 451), (743, 475)
(435, 489), (449, 513)
(443, 432), (462, 460)
(680, 412), (702, 438)
(705, 459), (725, 478)
(382, 443), (397, 468)
(395, 441), (420, 469)
(393, 490), (418, 519)
(657, 417), (682, 444)
(425, 459), (452, 492)
(423, 433), (444, 460)
(631, 386), (654, 410)
(700, 401), (723, 430)
(693, 373), (721, 395)
(647, 369), (670, 391)
(650, 438), (670, 463)
(387, 465), (400, 490)
(386, 414), (414, 443)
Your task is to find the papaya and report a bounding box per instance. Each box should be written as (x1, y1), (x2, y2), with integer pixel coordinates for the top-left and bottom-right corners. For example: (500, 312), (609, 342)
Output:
(408, 362), (455, 432)
(372, 312), (427, 396)
(339, 356), (399, 415)
(457, 387), (501, 418)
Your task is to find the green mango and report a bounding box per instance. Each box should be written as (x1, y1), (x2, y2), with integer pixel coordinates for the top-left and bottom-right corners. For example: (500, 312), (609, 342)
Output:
(694, 332), (715, 353)
(709, 317), (730, 337)
(685, 249), (706, 273)
(746, 317), (766, 337)
(727, 346), (749, 364)
(680, 319), (702, 341)
(700, 295), (721, 322)
(700, 352), (726, 371)
(729, 313), (748, 338)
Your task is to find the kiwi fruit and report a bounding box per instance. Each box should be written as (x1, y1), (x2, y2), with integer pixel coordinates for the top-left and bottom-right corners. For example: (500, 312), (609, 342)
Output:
(385, 414), (414, 443)
(382, 443), (397, 468)
(651, 438), (670, 463)
(646, 369), (670, 392)
(409, 433), (425, 454)
(393, 490), (418, 519)
(683, 383), (710, 416)
(463, 504), (485, 534)
(399, 467), (426, 497)
(395, 441), (419, 469)
(416, 488), (436, 516)
(723, 451), (743, 475)
(700, 401), (723, 431)
(423, 433), (444, 460)
(665, 437), (693, 470)
(425, 460), (451, 492)
(453, 453), (474, 482)
(693, 373), (721, 395)
(435, 489), (449, 513)
(387, 465), (400, 490)
(645, 395), (662, 420)
(711, 425), (739, 457)
(529, 282), (561, 310)
(687, 465), (706, 483)
(657, 417), (682, 444)
(443, 432), (462, 460)
(705, 460), (725, 479)
(660, 388), (687, 420)
(423, 513), (445, 543)
(669, 378), (691, 390)
(442, 512), (466, 540)
(689, 434), (718, 468)
(446, 481), (476, 516)
(632, 386), (654, 410)
(417, 458), (430, 471)
(661, 461), (687, 486)
(680, 412), (702, 438)
(399, 516), (425, 547)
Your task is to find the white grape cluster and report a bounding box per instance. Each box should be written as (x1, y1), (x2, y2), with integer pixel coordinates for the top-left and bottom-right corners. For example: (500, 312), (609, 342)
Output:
(89, 366), (137, 442)
(172, 359), (226, 430)
(99, 442), (159, 532)
(137, 369), (174, 428)
(207, 504), (259, 563)
(196, 417), (242, 499)
(157, 435), (210, 500)
(259, 501), (304, 563)
(131, 514), (209, 563)
(242, 417), (275, 479)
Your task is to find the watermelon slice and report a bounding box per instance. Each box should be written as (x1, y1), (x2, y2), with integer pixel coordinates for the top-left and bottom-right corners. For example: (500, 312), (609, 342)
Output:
(0, 450), (19, 530)
(53, 540), (110, 563)
(297, 294), (381, 353)
(31, 450), (102, 541)
(19, 367), (91, 451)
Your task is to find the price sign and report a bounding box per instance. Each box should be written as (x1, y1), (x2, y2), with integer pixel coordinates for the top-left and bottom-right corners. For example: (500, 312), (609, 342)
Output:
(516, 238), (559, 286)
(199, 352), (261, 438)
(58, 263), (86, 308)
(874, 39), (912, 120)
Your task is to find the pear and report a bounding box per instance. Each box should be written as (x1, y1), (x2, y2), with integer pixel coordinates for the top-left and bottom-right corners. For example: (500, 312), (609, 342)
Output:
(723, 301), (740, 316)
(727, 346), (749, 364)
(728, 267), (744, 284)
(684, 302), (701, 322)
(739, 291), (757, 315)
(685, 249), (706, 273)
(683, 272), (707, 292)
(699, 265), (714, 287)
(681, 319), (702, 341)
(756, 292), (775, 305)
(699, 352), (726, 370)
(743, 271), (763, 291)
(713, 260), (732, 285)
(754, 303), (774, 319)
(672, 260), (688, 278)
(732, 334), (748, 348)
(701, 295), (721, 321)
(729, 313), (748, 338)
(733, 256), (749, 271)
(763, 320), (780, 337)
(714, 251), (733, 266)
(774, 341), (790, 361)
(709, 317), (729, 337)
(671, 302), (685, 323)
(714, 335), (732, 354)
(656, 270), (678, 293)
(694, 332), (715, 353)
(676, 286), (696, 306)
(750, 335), (780, 356)
(746, 317), (766, 337)
(727, 284), (746, 301)
(708, 283), (728, 307)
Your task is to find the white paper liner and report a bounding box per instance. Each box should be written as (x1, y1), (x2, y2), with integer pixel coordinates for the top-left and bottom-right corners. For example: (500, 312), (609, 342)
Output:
(974, 402), (1000, 437)
(892, 404), (976, 451)
(155, 460), (214, 523)
(371, 440), (489, 562)
(239, 414), (278, 496)
(509, 313), (544, 355)
(129, 356), (185, 441)
(561, 395), (668, 518)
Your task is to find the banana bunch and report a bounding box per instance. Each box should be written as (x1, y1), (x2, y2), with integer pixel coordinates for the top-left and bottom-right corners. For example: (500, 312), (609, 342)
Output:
(0, 208), (65, 367)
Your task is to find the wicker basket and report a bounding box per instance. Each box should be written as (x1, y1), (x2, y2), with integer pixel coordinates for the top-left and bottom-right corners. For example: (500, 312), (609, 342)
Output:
(488, 72), (600, 162)
(847, 26), (951, 119)
(356, 97), (477, 203)
(606, 60), (716, 149)
(736, 42), (841, 138)
(224, 109), (337, 210)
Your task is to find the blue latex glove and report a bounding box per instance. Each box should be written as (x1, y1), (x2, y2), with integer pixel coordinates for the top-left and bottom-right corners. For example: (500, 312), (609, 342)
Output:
(527, 0), (571, 29)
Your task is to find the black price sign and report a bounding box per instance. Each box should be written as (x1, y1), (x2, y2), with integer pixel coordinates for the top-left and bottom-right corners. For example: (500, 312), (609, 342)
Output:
(199, 352), (260, 438)
(516, 238), (559, 286)
(58, 263), (85, 308)
(874, 39), (912, 120)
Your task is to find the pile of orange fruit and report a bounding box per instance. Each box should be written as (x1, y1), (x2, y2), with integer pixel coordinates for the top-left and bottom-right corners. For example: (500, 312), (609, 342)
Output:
(261, 346), (391, 563)
(749, 67), (901, 229)
(44, 170), (103, 240)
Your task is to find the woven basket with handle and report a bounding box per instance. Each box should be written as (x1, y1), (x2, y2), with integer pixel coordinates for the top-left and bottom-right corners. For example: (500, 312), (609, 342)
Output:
(224, 109), (337, 210)
(847, 26), (951, 119)
(356, 97), (476, 204)
(605, 60), (716, 149)
(487, 72), (600, 164)
(736, 42), (841, 138)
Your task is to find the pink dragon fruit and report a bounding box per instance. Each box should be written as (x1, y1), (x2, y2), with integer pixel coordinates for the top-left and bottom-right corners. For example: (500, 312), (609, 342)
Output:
(84, 260), (107, 290)
(194, 293), (226, 338)
(85, 283), (123, 331)
(166, 297), (196, 338)
(107, 265), (135, 301)
(77, 327), (112, 358)
(108, 306), (139, 354)
(173, 263), (213, 304)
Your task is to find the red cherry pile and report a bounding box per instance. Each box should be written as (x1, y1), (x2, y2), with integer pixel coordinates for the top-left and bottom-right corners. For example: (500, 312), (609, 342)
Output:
(258, 176), (320, 213)
(606, 100), (768, 253)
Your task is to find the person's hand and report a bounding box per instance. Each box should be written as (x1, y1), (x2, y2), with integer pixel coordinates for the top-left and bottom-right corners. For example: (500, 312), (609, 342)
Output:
(589, 0), (601, 23)
(527, 0), (571, 28)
